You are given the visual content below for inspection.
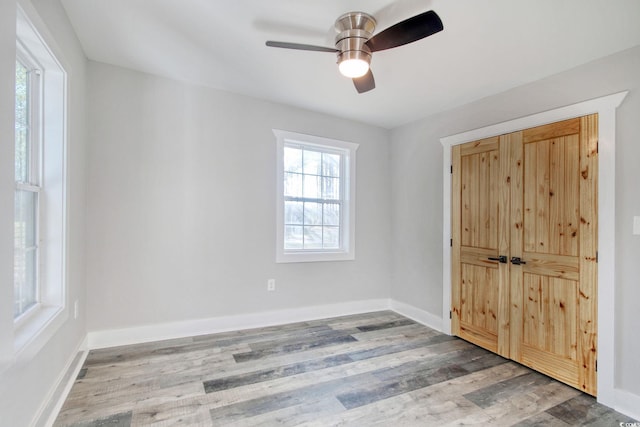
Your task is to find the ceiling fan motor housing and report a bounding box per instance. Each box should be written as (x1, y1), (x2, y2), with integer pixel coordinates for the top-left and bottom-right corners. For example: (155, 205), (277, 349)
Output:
(334, 12), (376, 66)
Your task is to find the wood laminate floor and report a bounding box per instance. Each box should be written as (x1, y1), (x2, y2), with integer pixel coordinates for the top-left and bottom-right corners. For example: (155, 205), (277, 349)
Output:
(55, 311), (636, 426)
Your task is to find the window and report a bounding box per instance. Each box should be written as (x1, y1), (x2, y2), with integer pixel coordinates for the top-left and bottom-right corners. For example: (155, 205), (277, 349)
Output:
(274, 130), (358, 263)
(12, 6), (67, 354)
(14, 49), (41, 320)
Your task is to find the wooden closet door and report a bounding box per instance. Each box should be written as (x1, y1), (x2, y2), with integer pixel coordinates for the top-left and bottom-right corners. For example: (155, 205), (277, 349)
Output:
(451, 114), (598, 396)
(451, 136), (510, 357)
(510, 115), (598, 395)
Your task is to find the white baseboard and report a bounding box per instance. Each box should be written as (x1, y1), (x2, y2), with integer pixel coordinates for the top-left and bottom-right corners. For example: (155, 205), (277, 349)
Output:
(389, 300), (444, 332)
(87, 298), (391, 349)
(33, 338), (88, 427)
(614, 388), (640, 421)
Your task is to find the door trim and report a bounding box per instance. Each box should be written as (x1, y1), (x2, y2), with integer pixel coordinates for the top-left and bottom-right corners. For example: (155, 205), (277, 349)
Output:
(440, 91), (628, 407)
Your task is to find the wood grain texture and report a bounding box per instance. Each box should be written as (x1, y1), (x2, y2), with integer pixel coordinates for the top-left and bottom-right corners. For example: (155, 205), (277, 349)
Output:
(453, 114), (598, 397)
(516, 115), (597, 395)
(522, 274), (578, 360)
(578, 114), (598, 395)
(509, 131), (525, 362)
(460, 263), (498, 338)
(459, 135), (500, 156)
(524, 135), (580, 256)
(451, 145), (462, 335)
(54, 311), (632, 426)
(522, 118), (580, 144)
(460, 149), (499, 249)
(497, 134), (513, 357)
(455, 139), (503, 356)
(520, 252), (579, 281)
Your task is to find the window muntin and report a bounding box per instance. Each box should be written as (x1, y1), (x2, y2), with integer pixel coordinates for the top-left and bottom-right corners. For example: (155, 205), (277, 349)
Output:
(14, 52), (42, 320)
(275, 130), (358, 263)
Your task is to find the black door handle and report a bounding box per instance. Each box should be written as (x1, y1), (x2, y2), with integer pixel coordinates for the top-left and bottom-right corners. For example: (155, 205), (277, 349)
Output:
(511, 257), (526, 265)
(488, 255), (507, 263)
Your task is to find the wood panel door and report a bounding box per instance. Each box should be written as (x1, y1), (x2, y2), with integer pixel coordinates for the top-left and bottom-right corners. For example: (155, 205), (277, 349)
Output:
(451, 136), (510, 357)
(509, 115), (598, 395)
(451, 115), (598, 395)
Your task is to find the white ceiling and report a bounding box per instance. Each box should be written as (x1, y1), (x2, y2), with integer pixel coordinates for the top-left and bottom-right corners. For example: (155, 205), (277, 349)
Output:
(60, 0), (640, 129)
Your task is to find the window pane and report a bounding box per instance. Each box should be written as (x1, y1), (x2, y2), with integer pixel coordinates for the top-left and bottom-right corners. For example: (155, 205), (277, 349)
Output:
(284, 225), (303, 249)
(323, 226), (340, 249)
(322, 177), (340, 200)
(14, 190), (38, 319)
(303, 175), (320, 199)
(15, 190), (37, 248)
(284, 146), (302, 172)
(15, 59), (29, 183)
(303, 202), (322, 225)
(324, 203), (340, 226)
(303, 149), (321, 176)
(284, 201), (303, 225)
(323, 153), (341, 178)
(14, 248), (37, 318)
(284, 172), (302, 197)
(304, 226), (323, 249)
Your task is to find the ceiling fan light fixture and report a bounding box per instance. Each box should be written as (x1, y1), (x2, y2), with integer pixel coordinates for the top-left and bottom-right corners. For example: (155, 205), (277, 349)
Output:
(339, 57), (369, 78)
(334, 12), (375, 79)
(337, 50), (371, 78)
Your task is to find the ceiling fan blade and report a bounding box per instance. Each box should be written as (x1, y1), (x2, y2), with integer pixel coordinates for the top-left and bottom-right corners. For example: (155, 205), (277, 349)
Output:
(365, 10), (443, 52)
(353, 70), (375, 94)
(265, 41), (338, 53)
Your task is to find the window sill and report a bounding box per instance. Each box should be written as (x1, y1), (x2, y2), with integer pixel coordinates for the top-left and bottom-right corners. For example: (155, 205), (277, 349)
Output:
(14, 304), (66, 360)
(276, 250), (355, 263)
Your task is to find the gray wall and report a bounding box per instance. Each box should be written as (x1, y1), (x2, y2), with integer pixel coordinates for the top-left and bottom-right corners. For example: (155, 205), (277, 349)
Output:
(85, 61), (392, 332)
(389, 46), (640, 395)
(0, 0), (87, 425)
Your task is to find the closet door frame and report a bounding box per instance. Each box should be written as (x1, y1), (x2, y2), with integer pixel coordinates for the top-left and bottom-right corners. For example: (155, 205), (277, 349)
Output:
(440, 91), (627, 407)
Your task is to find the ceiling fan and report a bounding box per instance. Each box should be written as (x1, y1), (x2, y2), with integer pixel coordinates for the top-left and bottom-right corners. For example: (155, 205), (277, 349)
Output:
(265, 10), (443, 94)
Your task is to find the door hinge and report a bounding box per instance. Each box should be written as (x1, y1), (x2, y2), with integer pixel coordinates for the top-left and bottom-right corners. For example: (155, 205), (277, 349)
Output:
(450, 238), (453, 247)
(596, 251), (598, 263)
(450, 165), (453, 174)
(595, 359), (598, 372)
(449, 310), (452, 319)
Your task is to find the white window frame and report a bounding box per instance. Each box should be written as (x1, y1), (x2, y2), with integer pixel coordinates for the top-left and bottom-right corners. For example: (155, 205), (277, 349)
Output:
(274, 129), (358, 263)
(12, 5), (68, 357)
(14, 45), (42, 322)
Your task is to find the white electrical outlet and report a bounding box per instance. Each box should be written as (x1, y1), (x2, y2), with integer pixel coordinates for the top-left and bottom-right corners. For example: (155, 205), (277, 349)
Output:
(267, 279), (276, 291)
(634, 216), (640, 235)
(74, 300), (79, 319)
